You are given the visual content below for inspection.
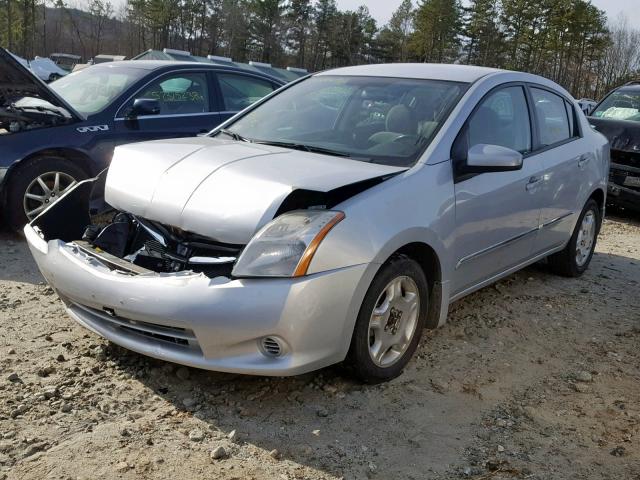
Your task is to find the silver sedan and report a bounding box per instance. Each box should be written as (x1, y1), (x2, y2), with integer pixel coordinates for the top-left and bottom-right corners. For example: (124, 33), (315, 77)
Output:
(25, 64), (609, 382)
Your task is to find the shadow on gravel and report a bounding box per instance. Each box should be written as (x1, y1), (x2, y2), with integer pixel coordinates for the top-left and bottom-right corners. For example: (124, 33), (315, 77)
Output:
(605, 206), (640, 225)
(104, 342), (480, 478)
(0, 232), (43, 284)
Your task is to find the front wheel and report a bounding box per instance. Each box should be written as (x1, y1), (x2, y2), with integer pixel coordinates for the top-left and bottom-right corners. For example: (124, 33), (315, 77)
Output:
(346, 256), (428, 383)
(547, 199), (601, 277)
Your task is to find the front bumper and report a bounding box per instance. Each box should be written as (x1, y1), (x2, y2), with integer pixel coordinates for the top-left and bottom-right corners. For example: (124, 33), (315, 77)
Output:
(608, 162), (640, 210)
(25, 225), (371, 376)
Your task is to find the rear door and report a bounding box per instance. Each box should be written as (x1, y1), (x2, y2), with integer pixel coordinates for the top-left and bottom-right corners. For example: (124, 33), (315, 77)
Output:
(214, 72), (278, 123)
(526, 85), (586, 253)
(452, 84), (545, 296)
(113, 69), (221, 144)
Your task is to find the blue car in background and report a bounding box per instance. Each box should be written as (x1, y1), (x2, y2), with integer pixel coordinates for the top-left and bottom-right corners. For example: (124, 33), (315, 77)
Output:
(0, 47), (284, 229)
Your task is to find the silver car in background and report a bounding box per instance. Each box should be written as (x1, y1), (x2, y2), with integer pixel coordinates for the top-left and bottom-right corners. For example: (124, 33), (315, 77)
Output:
(25, 64), (609, 383)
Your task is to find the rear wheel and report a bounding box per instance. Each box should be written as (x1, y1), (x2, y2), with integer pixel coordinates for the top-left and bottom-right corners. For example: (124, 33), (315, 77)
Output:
(346, 256), (428, 383)
(5, 156), (87, 230)
(547, 199), (600, 277)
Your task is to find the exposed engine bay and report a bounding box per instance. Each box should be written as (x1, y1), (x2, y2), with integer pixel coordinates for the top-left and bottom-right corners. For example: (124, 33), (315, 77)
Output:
(0, 47), (77, 134)
(82, 212), (241, 278)
(0, 105), (70, 134)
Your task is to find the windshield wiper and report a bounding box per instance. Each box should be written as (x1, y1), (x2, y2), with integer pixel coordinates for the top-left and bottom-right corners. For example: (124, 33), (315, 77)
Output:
(10, 103), (66, 118)
(218, 128), (251, 142)
(252, 140), (353, 158)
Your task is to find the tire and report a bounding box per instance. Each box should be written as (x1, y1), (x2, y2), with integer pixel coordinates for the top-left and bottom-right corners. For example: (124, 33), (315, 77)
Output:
(547, 199), (601, 277)
(5, 156), (87, 231)
(346, 256), (428, 383)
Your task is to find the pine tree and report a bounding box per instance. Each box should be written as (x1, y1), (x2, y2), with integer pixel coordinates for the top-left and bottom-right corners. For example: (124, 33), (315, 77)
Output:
(411, 0), (463, 63)
(463, 0), (502, 66)
(286, 0), (312, 67)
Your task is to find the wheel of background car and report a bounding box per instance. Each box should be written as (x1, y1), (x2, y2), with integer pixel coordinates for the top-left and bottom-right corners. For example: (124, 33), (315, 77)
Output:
(547, 198), (601, 277)
(49, 73), (61, 82)
(346, 256), (428, 383)
(5, 156), (87, 231)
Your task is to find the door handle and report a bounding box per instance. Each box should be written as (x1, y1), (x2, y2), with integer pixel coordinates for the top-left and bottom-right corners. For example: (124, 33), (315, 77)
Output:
(526, 176), (542, 192)
(578, 154), (591, 168)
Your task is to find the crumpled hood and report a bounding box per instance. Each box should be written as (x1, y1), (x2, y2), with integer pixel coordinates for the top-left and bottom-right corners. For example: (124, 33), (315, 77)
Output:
(105, 137), (406, 244)
(589, 117), (640, 154)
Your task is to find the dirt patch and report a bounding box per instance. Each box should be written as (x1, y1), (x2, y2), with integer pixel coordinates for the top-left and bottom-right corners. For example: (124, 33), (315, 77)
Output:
(1, 213), (639, 479)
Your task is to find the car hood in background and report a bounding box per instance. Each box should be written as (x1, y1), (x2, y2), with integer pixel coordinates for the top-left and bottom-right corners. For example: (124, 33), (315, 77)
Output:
(0, 47), (80, 119)
(106, 138), (406, 244)
(589, 117), (640, 154)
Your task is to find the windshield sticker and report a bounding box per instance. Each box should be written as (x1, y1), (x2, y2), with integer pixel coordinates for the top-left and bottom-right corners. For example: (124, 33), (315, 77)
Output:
(146, 91), (205, 103)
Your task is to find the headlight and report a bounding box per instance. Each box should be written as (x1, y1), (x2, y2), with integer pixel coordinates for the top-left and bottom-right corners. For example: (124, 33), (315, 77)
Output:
(232, 210), (345, 278)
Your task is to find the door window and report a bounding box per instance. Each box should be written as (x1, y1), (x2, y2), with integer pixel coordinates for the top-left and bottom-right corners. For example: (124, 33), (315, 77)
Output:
(468, 86), (531, 153)
(217, 73), (275, 111)
(129, 72), (210, 116)
(531, 87), (571, 146)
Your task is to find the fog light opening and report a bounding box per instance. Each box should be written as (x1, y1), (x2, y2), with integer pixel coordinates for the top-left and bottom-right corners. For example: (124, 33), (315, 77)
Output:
(260, 336), (284, 358)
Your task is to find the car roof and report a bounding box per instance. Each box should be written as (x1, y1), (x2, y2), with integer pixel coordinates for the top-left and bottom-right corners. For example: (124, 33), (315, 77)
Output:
(316, 63), (503, 83)
(617, 85), (640, 93)
(88, 60), (285, 83)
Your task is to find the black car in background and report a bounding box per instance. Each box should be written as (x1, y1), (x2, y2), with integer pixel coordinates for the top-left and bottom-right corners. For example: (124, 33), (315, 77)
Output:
(0, 48), (284, 229)
(589, 81), (640, 211)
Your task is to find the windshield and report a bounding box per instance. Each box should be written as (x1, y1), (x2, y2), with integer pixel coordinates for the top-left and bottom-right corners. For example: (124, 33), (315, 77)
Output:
(591, 90), (640, 122)
(49, 66), (147, 116)
(219, 75), (467, 167)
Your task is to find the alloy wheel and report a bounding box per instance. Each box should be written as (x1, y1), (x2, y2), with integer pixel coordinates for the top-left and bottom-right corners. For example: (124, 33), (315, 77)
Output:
(368, 275), (420, 367)
(575, 209), (596, 267)
(23, 171), (77, 220)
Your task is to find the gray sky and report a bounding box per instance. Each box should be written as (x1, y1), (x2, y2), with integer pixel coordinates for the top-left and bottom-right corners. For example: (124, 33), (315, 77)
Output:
(338, 0), (640, 27)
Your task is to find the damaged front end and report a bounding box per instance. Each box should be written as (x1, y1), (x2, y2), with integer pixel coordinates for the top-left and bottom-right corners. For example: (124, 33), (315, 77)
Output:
(28, 165), (395, 280)
(590, 117), (640, 211)
(608, 149), (640, 210)
(24, 168), (374, 376)
(29, 171), (241, 279)
(0, 47), (80, 134)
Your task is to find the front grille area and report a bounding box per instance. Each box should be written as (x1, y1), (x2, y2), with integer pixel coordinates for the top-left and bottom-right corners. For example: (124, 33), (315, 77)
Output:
(69, 302), (201, 353)
(610, 150), (640, 192)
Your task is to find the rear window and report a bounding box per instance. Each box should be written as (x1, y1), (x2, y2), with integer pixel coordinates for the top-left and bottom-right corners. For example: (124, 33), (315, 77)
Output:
(217, 73), (276, 111)
(531, 88), (571, 146)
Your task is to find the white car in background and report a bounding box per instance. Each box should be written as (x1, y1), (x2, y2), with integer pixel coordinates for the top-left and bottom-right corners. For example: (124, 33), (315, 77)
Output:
(8, 51), (67, 82)
(29, 57), (68, 82)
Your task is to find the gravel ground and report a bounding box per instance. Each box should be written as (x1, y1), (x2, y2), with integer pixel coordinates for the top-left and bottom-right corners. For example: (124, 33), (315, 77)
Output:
(1, 212), (639, 480)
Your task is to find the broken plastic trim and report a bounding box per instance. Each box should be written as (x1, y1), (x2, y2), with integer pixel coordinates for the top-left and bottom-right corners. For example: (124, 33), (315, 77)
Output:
(31, 169), (108, 243)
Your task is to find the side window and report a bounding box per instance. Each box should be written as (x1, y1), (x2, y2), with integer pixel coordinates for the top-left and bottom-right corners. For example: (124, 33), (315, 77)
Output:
(468, 86), (531, 153)
(565, 100), (577, 137)
(530, 87), (571, 146)
(130, 72), (209, 115)
(217, 73), (275, 111)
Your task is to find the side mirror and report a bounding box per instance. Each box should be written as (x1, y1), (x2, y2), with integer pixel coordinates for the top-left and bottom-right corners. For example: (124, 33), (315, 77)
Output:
(466, 144), (523, 173)
(126, 98), (160, 118)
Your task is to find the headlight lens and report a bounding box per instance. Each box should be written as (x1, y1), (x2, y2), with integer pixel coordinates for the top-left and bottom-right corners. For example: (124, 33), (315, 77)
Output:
(232, 210), (345, 278)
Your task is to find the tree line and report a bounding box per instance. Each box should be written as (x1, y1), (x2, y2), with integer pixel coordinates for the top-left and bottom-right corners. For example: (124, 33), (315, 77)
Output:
(1, 0), (639, 99)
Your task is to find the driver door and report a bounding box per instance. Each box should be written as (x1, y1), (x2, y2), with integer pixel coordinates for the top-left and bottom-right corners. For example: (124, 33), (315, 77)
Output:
(451, 85), (545, 296)
(113, 70), (221, 144)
